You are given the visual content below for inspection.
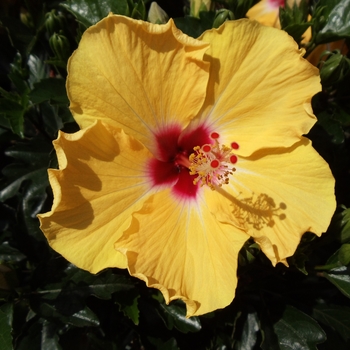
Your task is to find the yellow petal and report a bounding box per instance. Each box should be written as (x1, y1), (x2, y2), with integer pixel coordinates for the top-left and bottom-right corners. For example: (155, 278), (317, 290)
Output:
(208, 137), (335, 265)
(38, 121), (154, 273)
(197, 19), (320, 156)
(67, 15), (209, 154)
(246, 0), (280, 28)
(115, 189), (249, 317)
(247, 0), (312, 43)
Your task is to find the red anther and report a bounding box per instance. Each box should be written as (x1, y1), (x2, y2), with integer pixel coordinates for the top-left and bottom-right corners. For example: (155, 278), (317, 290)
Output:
(202, 144), (211, 152)
(210, 159), (220, 168)
(230, 155), (238, 164)
(210, 132), (220, 139)
(231, 142), (239, 150)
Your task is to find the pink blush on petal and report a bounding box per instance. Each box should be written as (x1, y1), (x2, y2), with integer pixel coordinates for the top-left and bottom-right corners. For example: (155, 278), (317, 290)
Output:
(268, 0), (285, 9)
(147, 123), (213, 200)
(148, 158), (179, 187)
(153, 124), (182, 161)
(172, 167), (200, 200)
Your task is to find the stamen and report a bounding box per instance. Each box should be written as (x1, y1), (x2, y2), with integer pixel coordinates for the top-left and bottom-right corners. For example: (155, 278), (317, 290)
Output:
(210, 159), (220, 168)
(202, 144), (211, 153)
(189, 133), (239, 190)
(230, 155), (238, 164)
(231, 142), (239, 150)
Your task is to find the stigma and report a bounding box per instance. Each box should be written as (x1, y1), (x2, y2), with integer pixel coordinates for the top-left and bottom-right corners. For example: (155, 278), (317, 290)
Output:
(189, 132), (239, 190)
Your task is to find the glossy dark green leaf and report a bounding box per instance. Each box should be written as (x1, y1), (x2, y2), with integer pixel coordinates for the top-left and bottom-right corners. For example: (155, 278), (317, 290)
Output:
(323, 266), (350, 298)
(316, 108), (344, 144)
(273, 305), (326, 349)
(88, 271), (135, 299)
(0, 16), (36, 57)
(16, 322), (41, 350)
(156, 299), (201, 333)
(236, 312), (259, 349)
(29, 78), (68, 105)
(0, 304), (13, 350)
(174, 12), (215, 38)
(41, 320), (62, 350)
(0, 99), (25, 137)
(40, 269), (135, 306)
(115, 289), (140, 325)
(0, 242), (26, 262)
(260, 308), (280, 350)
(40, 102), (64, 136)
(27, 55), (50, 88)
(283, 23), (311, 43)
(0, 138), (50, 202)
(337, 207), (350, 243)
(61, 0), (129, 28)
(316, 0), (350, 44)
(148, 336), (179, 350)
(36, 302), (100, 327)
(313, 304), (350, 341)
(339, 244), (350, 265)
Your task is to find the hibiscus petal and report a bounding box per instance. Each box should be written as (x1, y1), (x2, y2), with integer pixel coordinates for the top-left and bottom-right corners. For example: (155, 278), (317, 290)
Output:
(207, 137), (336, 265)
(246, 0), (280, 28)
(197, 19), (320, 156)
(67, 15), (209, 153)
(38, 121), (154, 273)
(115, 189), (249, 317)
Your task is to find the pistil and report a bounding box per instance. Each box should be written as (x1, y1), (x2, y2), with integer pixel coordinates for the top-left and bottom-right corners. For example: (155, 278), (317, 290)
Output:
(189, 132), (239, 190)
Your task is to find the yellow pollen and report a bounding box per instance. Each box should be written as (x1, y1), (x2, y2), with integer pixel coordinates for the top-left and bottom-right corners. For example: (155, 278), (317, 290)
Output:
(189, 134), (238, 190)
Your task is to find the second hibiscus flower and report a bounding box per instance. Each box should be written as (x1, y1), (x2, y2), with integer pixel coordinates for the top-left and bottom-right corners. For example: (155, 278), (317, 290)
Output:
(38, 15), (335, 317)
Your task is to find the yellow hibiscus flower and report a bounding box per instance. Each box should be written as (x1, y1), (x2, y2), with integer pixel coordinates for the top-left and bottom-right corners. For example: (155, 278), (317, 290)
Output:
(247, 0), (311, 42)
(247, 0), (285, 28)
(38, 15), (336, 317)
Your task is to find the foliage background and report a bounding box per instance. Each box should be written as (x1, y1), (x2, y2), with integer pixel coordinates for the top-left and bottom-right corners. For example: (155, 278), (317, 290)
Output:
(0, 0), (350, 349)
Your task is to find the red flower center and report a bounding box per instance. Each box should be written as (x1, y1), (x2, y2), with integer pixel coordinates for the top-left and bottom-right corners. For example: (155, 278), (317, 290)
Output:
(147, 124), (238, 200)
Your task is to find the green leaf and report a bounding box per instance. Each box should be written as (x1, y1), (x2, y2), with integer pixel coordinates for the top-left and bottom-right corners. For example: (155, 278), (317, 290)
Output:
(236, 312), (259, 349)
(16, 322), (41, 350)
(0, 304), (13, 350)
(273, 305), (326, 349)
(323, 266), (350, 298)
(147, 337), (179, 350)
(27, 55), (50, 89)
(260, 308), (280, 350)
(174, 12), (215, 38)
(279, 0), (311, 43)
(35, 302), (100, 328)
(0, 99), (25, 137)
(0, 242), (26, 263)
(29, 78), (68, 105)
(130, 0), (147, 20)
(0, 16), (36, 57)
(40, 269), (135, 307)
(283, 23), (311, 43)
(41, 320), (62, 350)
(336, 207), (350, 243)
(0, 138), (50, 202)
(87, 271), (135, 299)
(227, 0), (260, 19)
(316, 108), (345, 144)
(313, 304), (350, 342)
(115, 289), (140, 325)
(61, 0), (129, 28)
(339, 244), (350, 265)
(316, 0), (350, 44)
(156, 299), (201, 333)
